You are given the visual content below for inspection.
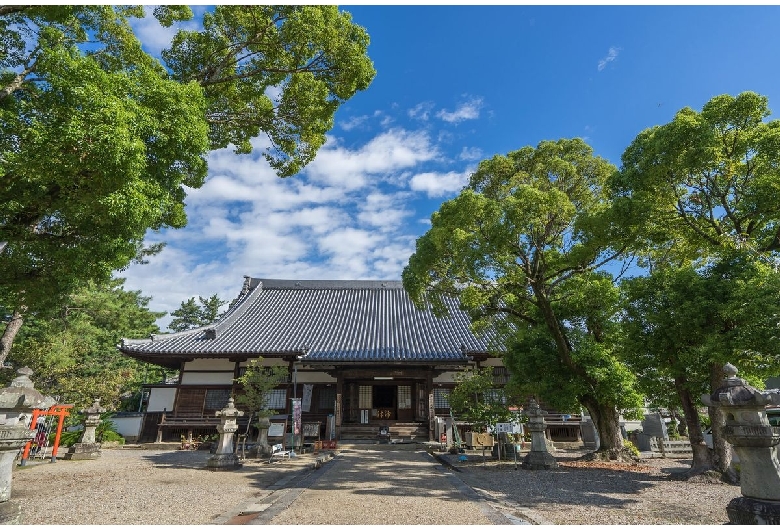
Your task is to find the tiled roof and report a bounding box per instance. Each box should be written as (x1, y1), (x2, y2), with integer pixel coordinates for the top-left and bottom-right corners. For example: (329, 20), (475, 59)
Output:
(120, 279), (491, 365)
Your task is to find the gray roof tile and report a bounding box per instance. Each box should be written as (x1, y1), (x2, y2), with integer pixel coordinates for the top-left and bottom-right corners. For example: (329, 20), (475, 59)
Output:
(120, 279), (490, 364)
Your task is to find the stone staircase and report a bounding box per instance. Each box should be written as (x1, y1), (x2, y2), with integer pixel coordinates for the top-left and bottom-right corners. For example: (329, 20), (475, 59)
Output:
(338, 422), (429, 442)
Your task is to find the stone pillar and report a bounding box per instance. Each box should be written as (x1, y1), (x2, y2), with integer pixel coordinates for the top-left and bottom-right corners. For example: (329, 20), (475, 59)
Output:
(522, 399), (558, 470)
(702, 363), (780, 524)
(63, 399), (106, 460)
(207, 397), (244, 470)
(256, 416), (270, 456)
(0, 368), (56, 524)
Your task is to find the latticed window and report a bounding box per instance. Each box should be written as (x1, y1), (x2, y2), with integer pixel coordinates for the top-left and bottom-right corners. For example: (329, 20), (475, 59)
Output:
(264, 389), (287, 409)
(492, 366), (509, 385)
(398, 385), (412, 409)
(204, 389), (231, 410)
(359, 385), (372, 409)
(318, 386), (336, 410)
(434, 388), (451, 408)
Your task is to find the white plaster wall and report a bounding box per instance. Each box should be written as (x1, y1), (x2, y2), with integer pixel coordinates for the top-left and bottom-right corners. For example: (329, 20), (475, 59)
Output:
(180, 371), (234, 385)
(183, 358), (234, 371)
(147, 387), (176, 412)
(481, 357), (505, 367)
(295, 371), (336, 383)
(433, 372), (460, 384)
(110, 415), (142, 439)
(239, 357), (288, 367)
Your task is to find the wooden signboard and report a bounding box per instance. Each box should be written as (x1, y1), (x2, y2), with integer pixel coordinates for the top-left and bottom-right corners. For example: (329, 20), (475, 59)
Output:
(303, 422), (320, 439)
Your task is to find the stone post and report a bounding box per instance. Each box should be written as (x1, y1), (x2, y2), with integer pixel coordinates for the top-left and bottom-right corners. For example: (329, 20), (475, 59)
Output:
(0, 368), (56, 524)
(256, 416), (271, 456)
(206, 397), (244, 470)
(522, 398), (558, 470)
(702, 363), (780, 524)
(63, 399), (106, 461)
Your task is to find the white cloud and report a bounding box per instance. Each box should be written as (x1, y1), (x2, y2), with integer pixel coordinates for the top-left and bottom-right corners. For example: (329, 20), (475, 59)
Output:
(305, 129), (439, 189)
(598, 47), (620, 72)
(459, 146), (483, 161)
(437, 97), (483, 123)
(408, 102), (435, 121)
(409, 170), (469, 197)
(340, 115), (369, 131)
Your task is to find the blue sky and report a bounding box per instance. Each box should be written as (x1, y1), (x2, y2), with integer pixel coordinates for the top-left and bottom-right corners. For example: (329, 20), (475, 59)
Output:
(120, 5), (780, 329)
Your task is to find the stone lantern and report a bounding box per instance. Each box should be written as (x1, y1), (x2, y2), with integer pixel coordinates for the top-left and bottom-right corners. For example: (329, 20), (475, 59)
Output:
(63, 398), (106, 460)
(206, 397), (244, 470)
(0, 368), (56, 524)
(702, 363), (780, 524)
(521, 398), (558, 470)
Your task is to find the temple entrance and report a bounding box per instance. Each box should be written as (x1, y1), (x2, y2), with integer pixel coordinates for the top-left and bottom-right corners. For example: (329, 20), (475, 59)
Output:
(373, 385), (396, 420)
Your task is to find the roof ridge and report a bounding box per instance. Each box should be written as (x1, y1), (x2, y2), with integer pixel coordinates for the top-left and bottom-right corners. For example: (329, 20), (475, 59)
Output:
(249, 279), (403, 290)
(120, 278), (266, 347)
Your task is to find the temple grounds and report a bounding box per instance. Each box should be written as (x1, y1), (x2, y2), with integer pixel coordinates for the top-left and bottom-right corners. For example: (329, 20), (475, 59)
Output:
(11, 445), (739, 525)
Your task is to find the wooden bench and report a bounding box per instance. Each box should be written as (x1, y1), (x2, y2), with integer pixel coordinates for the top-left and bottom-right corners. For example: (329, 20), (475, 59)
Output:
(269, 443), (291, 463)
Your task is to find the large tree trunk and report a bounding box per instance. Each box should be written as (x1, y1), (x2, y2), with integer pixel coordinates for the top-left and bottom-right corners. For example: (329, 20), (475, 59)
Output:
(581, 395), (624, 456)
(674, 376), (713, 473)
(0, 310), (24, 367)
(709, 363), (737, 483)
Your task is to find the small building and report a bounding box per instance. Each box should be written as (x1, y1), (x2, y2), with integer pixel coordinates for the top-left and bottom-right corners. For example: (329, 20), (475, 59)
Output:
(119, 278), (509, 443)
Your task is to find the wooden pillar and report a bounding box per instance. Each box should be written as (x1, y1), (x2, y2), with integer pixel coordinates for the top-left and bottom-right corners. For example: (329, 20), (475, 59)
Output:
(427, 369), (435, 442)
(335, 374), (343, 438)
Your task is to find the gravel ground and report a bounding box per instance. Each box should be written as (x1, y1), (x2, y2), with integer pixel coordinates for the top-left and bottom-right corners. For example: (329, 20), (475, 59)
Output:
(441, 448), (741, 525)
(10, 445), (741, 525)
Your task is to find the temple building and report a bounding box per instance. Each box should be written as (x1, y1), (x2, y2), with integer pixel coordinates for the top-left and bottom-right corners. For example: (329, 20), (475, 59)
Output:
(119, 277), (509, 443)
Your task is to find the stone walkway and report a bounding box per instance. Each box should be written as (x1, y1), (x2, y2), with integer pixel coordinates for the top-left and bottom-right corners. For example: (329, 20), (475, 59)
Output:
(224, 445), (521, 525)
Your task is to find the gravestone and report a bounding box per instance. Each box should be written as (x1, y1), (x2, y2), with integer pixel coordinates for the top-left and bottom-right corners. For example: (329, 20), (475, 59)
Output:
(580, 418), (598, 450)
(641, 413), (668, 439)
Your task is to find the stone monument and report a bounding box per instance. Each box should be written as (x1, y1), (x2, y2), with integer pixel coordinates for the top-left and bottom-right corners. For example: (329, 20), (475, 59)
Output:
(63, 399), (106, 460)
(256, 416), (271, 457)
(206, 397), (244, 470)
(702, 362), (780, 524)
(522, 398), (558, 470)
(0, 368), (56, 524)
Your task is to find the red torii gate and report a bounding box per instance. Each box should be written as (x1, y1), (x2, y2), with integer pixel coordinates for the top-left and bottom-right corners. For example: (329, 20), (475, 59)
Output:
(20, 404), (73, 465)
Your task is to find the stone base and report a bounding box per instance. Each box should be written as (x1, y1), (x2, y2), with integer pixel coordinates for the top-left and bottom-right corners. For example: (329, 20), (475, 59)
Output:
(206, 453), (242, 470)
(0, 500), (22, 525)
(727, 496), (780, 525)
(63, 443), (102, 460)
(522, 450), (558, 470)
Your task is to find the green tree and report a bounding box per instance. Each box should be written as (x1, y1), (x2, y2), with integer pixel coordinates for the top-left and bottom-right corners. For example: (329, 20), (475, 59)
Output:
(234, 359), (288, 421)
(403, 138), (644, 457)
(611, 91), (780, 476)
(1, 278), (164, 410)
(0, 5), (375, 366)
(168, 294), (226, 332)
(449, 368), (514, 433)
(619, 259), (780, 476)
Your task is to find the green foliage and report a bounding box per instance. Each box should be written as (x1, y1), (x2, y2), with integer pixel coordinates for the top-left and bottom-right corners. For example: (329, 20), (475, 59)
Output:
(449, 368), (514, 432)
(1, 278), (163, 410)
(168, 294), (226, 332)
(403, 138), (644, 451)
(234, 360), (287, 418)
(0, 5), (375, 365)
(611, 91), (780, 265)
(58, 415), (125, 447)
(623, 439), (640, 457)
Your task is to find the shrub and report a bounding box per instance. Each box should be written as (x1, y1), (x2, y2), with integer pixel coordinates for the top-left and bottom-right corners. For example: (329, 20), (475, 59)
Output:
(623, 439), (640, 457)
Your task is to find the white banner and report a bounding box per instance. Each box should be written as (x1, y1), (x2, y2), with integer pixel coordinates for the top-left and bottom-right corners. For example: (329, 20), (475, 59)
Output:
(302, 384), (313, 412)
